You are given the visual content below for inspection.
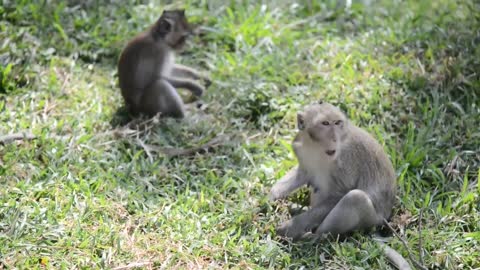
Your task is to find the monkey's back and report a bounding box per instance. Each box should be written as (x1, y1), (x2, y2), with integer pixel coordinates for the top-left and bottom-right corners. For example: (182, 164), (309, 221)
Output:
(117, 33), (170, 107)
(333, 125), (396, 219)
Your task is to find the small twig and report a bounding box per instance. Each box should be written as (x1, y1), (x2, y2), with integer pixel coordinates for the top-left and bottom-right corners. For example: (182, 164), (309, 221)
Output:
(0, 132), (37, 144)
(142, 134), (229, 157)
(111, 261), (152, 270)
(136, 138), (154, 163)
(196, 25), (223, 35)
(279, 13), (325, 33)
(95, 117), (156, 141)
(41, 98), (58, 116)
(159, 253), (174, 270)
(445, 155), (459, 177)
(127, 116), (159, 132)
(384, 219), (428, 270)
(59, 71), (72, 95)
(418, 209), (425, 265)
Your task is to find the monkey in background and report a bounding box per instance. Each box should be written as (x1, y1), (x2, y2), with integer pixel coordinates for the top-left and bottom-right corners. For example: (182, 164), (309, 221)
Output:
(270, 101), (411, 269)
(117, 9), (210, 118)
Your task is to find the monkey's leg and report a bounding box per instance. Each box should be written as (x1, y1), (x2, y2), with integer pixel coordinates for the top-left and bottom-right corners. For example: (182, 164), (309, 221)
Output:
(166, 77), (205, 97)
(315, 189), (381, 235)
(269, 166), (311, 201)
(141, 79), (185, 118)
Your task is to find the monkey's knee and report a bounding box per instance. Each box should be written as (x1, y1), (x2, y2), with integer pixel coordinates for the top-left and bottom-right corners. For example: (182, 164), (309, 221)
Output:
(316, 189), (379, 235)
(338, 189), (379, 224)
(178, 80), (205, 97)
(159, 94), (185, 118)
(165, 106), (185, 118)
(342, 189), (373, 207)
(140, 80), (186, 118)
(188, 82), (205, 97)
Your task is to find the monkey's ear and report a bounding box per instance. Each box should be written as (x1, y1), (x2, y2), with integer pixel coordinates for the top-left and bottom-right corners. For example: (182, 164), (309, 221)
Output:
(297, 113), (305, 130)
(161, 10), (171, 17)
(157, 17), (174, 33)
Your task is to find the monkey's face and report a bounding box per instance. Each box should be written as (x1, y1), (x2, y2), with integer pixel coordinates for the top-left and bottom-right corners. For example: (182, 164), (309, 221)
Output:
(154, 9), (192, 50)
(297, 102), (347, 159)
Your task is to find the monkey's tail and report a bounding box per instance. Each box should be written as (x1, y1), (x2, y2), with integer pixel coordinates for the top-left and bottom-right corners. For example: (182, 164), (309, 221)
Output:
(375, 240), (412, 270)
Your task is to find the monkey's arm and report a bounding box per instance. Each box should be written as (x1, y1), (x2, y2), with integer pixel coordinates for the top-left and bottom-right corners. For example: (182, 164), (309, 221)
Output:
(135, 59), (156, 89)
(269, 166), (311, 201)
(172, 64), (212, 88)
(165, 77), (205, 96)
(172, 64), (203, 79)
(131, 44), (159, 90)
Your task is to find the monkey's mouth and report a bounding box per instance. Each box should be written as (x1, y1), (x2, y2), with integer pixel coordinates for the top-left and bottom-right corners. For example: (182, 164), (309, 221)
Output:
(174, 36), (187, 48)
(325, 150), (336, 156)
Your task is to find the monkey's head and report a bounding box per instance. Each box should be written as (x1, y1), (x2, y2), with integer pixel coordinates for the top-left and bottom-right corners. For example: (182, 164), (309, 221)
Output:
(297, 101), (348, 159)
(152, 9), (192, 50)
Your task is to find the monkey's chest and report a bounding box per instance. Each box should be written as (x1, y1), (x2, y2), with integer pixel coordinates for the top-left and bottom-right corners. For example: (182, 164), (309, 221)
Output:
(296, 144), (330, 176)
(299, 157), (331, 192)
(161, 52), (175, 76)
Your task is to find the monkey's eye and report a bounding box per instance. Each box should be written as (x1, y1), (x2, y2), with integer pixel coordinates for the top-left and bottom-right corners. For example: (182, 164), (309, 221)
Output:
(298, 119), (305, 130)
(297, 114), (305, 130)
(322, 121), (330, 126)
(158, 18), (173, 33)
(335, 120), (343, 125)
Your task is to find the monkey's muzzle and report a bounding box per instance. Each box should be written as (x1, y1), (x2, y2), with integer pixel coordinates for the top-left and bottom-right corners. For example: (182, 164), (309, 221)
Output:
(325, 150), (336, 156)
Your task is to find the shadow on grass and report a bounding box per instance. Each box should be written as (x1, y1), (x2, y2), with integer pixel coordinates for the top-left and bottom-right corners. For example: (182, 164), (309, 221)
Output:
(109, 106), (132, 127)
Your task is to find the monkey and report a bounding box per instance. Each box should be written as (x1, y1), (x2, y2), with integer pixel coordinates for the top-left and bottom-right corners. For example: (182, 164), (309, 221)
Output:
(117, 9), (210, 118)
(269, 101), (411, 270)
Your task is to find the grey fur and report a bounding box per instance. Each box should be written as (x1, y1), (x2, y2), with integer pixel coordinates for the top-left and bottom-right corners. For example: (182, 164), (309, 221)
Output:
(270, 102), (396, 239)
(117, 10), (209, 118)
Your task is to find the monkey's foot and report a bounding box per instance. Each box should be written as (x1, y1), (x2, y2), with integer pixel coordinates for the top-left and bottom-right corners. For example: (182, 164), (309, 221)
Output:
(276, 220), (306, 241)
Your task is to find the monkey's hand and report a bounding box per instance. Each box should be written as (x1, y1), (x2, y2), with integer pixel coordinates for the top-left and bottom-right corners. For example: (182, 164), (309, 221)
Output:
(269, 167), (308, 201)
(269, 184), (288, 201)
(276, 219), (308, 241)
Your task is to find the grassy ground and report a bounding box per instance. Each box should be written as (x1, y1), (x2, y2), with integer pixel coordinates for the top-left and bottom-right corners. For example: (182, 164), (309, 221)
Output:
(1, 0), (479, 269)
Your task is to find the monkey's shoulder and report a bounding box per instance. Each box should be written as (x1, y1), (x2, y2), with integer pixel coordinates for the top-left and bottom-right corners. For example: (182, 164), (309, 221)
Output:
(337, 126), (396, 183)
(121, 33), (168, 59)
(125, 43), (151, 56)
(343, 126), (388, 157)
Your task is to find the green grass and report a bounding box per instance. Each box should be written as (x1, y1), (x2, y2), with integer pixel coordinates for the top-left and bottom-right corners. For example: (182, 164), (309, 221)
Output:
(1, 0), (479, 269)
